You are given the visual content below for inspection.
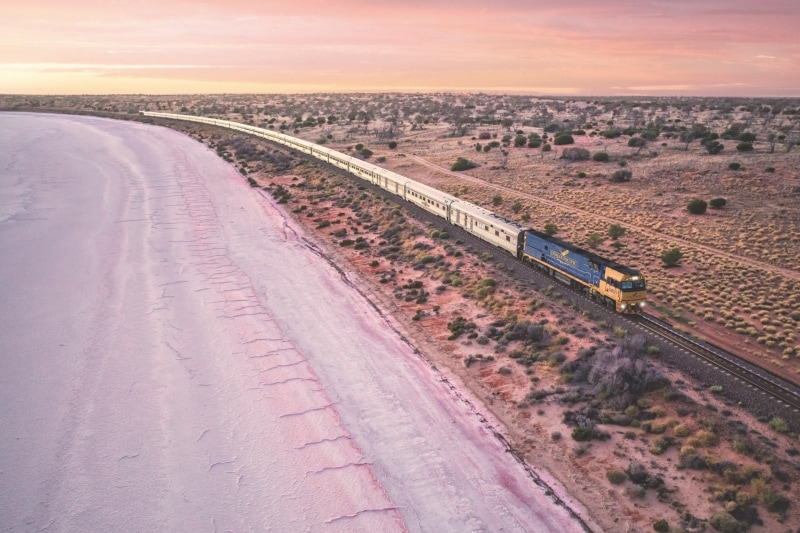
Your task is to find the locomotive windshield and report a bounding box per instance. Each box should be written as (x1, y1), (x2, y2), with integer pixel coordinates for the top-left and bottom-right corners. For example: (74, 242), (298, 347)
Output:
(620, 280), (646, 291)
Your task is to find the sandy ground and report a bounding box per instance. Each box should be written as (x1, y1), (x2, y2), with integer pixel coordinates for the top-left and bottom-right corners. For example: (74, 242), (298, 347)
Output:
(0, 113), (592, 532)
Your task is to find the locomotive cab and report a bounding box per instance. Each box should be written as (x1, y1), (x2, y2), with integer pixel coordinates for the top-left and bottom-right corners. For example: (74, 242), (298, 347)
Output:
(600, 267), (646, 313)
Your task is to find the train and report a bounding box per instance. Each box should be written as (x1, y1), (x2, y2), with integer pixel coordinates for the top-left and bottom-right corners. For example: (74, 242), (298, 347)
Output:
(141, 111), (647, 313)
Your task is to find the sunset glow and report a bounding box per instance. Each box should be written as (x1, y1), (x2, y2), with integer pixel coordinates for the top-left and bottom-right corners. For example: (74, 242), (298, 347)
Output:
(3, 0), (799, 95)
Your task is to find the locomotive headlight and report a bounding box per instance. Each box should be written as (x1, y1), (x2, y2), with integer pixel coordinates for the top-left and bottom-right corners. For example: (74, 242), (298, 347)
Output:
(621, 303), (627, 310)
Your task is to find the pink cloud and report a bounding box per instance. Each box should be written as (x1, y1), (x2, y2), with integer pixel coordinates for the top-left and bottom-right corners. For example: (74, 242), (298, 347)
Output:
(2, 0), (798, 94)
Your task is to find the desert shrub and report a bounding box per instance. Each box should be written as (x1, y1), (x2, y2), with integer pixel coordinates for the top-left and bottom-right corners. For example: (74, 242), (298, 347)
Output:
(514, 134), (527, 147)
(768, 417), (789, 433)
(551, 431), (562, 441)
(544, 222), (558, 235)
(661, 247), (683, 267)
(709, 510), (746, 533)
(553, 133), (575, 145)
(628, 137), (646, 148)
(606, 469), (627, 484)
(602, 129), (622, 139)
(610, 169), (632, 183)
(527, 139), (542, 148)
(728, 162), (741, 170)
(388, 141), (397, 149)
(447, 316), (477, 340)
(592, 151), (609, 162)
(586, 232), (603, 248)
(709, 197), (727, 209)
(571, 427), (593, 441)
(561, 147), (590, 160)
(652, 519), (669, 532)
(736, 141), (753, 152)
(738, 132), (756, 142)
(497, 366), (512, 375)
(451, 157), (476, 171)
(492, 194), (503, 206)
(687, 199), (708, 214)
(541, 143), (552, 152)
(705, 139), (724, 154)
(608, 224), (626, 240)
(478, 132), (492, 140)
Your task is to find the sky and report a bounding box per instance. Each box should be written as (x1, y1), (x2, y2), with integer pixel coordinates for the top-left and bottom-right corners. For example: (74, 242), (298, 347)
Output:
(2, 0), (799, 96)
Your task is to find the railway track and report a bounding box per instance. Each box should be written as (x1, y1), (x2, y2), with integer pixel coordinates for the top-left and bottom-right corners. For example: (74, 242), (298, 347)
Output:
(633, 313), (800, 412)
(159, 116), (800, 425)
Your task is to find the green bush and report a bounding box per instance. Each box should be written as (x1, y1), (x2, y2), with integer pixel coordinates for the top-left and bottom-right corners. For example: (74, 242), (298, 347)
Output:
(661, 247), (683, 267)
(514, 134), (527, 147)
(592, 151), (609, 162)
(769, 417), (789, 433)
(705, 139), (724, 154)
(451, 157), (476, 171)
(709, 197), (727, 209)
(544, 222), (558, 235)
(388, 141), (397, 149)
(687, 199), (708, 214)
(728, 162), (741, 170)
(709, 510), (746, 533)
(553, 133), (574, 145)
(653, 519), (670, 532)
(628, 137), (646, 148)
(610, 169), (632, 183)
(541, 143), (552, 152)
(571, 427), (593, 441)
(608, 224), (626, 239)
(606, 469), (627, 484)
(736, 141), (753, 152)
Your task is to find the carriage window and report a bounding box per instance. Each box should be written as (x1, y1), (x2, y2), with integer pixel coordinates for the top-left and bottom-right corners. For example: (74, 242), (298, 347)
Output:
(495, 230), (499, 236)
(589, 260), (600, 271)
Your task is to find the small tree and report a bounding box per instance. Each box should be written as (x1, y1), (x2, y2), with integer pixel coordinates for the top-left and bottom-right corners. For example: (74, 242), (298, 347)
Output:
(608, 224), (626, 240)
(661, 247), (683, 267)
(544, 222), (558, 236)
(628, 136), (647, 154)
(514, 134), (527, 147)
(709, 197), (727, 209)
(492, 194), (503, 206)
(592, 151), (609, 162)
(687, 199), (708, 214)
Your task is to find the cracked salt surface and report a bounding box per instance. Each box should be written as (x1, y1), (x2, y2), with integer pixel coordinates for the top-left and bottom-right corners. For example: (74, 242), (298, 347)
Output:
(0, 113), (591, 532)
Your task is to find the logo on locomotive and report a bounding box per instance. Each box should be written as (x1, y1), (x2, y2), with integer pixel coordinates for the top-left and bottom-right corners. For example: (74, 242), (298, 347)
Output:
(549, 249), (577, 268)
